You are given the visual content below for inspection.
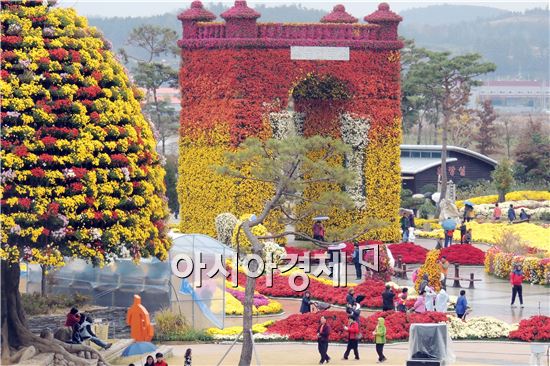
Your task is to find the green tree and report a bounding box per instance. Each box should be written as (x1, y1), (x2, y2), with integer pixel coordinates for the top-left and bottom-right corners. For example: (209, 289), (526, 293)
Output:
(164, 155), (180, 218)
(217, 136), (385, 366)
(492, 159), (515, 202)
(120, 25), (179, 156)
(406, 51), (496, 201)
(514, 117), (550, 186)
(473, 100), (500, 156)
(118, 24), (178, 63)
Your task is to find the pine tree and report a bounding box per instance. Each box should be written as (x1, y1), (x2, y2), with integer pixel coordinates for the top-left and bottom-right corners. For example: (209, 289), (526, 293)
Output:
(473, 100), (501, 155)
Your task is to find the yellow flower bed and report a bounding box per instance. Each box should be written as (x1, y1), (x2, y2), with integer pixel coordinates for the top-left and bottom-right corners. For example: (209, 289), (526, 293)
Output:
(456, 190), (550, 208)
(417, 222), (550, 252)
(206, 320), (274, 336)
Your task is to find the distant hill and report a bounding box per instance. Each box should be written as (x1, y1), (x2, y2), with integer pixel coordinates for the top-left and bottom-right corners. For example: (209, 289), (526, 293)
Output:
(401, 7), (549, 80)
(86, 4), (549, 80)
(399, 4), (511, 26)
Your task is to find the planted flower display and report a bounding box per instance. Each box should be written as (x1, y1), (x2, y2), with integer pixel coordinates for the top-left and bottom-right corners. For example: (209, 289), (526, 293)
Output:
(508, 316), (550, 342)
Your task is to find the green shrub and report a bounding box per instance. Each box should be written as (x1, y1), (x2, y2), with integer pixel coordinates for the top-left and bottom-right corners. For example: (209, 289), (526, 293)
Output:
(418, 199), (436, 219)
(420, 184), (437, 195)
(153, 308), (213, 342)
(21, 292), (89, 315)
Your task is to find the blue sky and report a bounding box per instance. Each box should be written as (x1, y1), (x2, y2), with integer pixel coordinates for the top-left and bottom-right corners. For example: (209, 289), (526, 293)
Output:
(57, 1), (547, 18)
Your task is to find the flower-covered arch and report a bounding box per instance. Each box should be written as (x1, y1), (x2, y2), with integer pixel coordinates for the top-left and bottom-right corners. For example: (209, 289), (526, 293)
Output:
(178, 1), (403, 241)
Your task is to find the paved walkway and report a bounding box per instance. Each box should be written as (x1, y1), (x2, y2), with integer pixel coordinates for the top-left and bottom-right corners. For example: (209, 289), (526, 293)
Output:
(158, 342), (547, 366)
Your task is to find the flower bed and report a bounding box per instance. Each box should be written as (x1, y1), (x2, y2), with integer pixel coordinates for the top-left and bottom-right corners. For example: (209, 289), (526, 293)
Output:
(484, 247), (550, 285)
(224, 284), (283, 315)
(439, 245), (486, 265)
(265, 310), (448, 342)
(509, 316), (550, 342)
(416, 222), (550, 252)
(456, 191), (550, 208)
(447, 316), (515, 339)
(388, 243), (428, 264)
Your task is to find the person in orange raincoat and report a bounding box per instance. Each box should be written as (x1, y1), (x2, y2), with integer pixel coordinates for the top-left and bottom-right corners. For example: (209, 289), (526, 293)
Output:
(126, 295), (154, 342)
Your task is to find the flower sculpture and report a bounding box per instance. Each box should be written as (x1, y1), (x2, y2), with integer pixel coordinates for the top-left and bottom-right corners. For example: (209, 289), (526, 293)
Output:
(177, 1), (403, 242)
(415, 249), (442, 292)
(0, 1), (169, 359)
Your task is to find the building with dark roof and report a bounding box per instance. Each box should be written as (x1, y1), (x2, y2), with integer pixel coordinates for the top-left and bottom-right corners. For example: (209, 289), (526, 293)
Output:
(400, 145), (498, 193)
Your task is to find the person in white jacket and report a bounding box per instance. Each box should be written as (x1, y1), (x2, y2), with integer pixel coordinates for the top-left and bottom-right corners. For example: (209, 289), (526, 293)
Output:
(435, 289), (449, 313)
(425, 286), (437, 311)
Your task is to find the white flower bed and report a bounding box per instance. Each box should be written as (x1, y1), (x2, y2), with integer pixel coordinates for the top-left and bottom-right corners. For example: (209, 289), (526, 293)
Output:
(212, 333), (288, 342)
(446, 316), (517, 339)
(215, 212), (238, 245)
(464, 200), (550, 220)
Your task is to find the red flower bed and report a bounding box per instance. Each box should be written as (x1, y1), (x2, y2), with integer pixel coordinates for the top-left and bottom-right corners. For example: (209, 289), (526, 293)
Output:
(439, 245), (485, 265)
(230, 266), (398, 309)
(509, 316), (550, 342)
(388, 243), (428, 264)
(266, 310), (448, 342)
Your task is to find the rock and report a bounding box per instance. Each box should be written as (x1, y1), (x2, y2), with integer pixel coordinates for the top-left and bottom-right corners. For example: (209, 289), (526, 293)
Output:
(84, 351), (91, 359)
(54, 353), (64, 360)
(40, 329), (53, 340)
(54, 327), (72, 342)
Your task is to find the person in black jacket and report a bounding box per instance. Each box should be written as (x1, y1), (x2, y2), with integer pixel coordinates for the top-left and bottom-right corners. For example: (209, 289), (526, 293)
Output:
(345, 288), (355, 315)
(381, 285), (395, 311)
(300, 291), (312, 314)
(317, 316), (331, 364)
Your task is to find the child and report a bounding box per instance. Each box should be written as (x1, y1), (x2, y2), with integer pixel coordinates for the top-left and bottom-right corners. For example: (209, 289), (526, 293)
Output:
(459, 222), (467, 244)
(456, 290), (468, 321)
(396, 288), (408, 312)
(184, 348), (192, 366)
(155, 353), (168, 366)
(464, 229), (472, 244)
(372, 317), (387, 363)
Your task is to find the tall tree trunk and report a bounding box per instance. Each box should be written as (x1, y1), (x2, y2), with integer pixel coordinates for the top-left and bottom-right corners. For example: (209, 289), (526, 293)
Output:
(41, 265), (47, 297)
(238, 224), (262, 366)
(416, 115), (423, 145)
(1, 261), (107, 365)
(439, 110), (450, 201)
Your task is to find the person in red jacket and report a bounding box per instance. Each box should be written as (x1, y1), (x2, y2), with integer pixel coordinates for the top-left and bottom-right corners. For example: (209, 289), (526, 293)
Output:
(342, 316), (360, 360)
(64, 307), (80, 327)
(510, 265), (524, 307)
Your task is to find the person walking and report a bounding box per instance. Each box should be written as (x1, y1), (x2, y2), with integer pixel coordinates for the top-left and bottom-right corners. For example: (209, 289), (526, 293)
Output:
(444, 229), (454, 248)
(313, 220), (325, 241)
(508, 204), (516, 223)
(410, 290), (427, 314)
(400, 212), (410, 242)
(351, 301), (361, 323)
(456, 290), (468, 321)
(425, 286), (436, 312)
(510, 265), (525, 308)
(317, 315), (331, 364)
(373, 317), (387, 363)
(184, 348), (192, 366)
(300, 291), (313, 314)
(435, 289), (449, 313)
(381, 285), (395, 311)
(459, 221), (467, 244)
(352, 242), (362, 280)
(493, 203), (502, 220)
(342, 316), (360, 360)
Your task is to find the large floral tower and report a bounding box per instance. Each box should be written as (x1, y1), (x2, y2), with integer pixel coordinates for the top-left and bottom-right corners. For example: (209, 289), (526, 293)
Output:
(0, 0), (170, 356)
(178, 1), (403, 241)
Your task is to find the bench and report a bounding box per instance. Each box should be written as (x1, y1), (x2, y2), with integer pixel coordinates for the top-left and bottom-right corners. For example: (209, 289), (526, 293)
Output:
(393, 257), (414, 280)
(444, 264), (482, 288)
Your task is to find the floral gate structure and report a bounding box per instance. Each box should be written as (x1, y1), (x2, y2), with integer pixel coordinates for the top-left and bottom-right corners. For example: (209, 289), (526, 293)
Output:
(177, 1), (403, 241)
